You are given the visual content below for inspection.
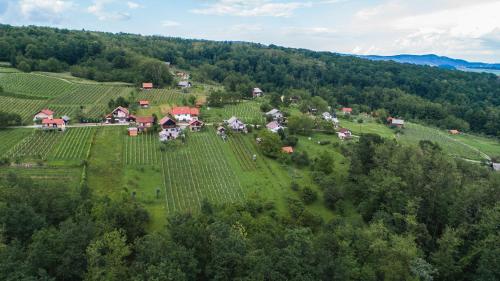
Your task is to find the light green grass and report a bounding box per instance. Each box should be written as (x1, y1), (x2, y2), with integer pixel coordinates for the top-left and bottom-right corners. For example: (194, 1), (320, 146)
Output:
(203, 101), (265, 123)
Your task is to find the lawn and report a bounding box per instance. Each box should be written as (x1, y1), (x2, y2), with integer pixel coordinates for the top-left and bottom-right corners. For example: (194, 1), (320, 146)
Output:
(203, 101), (265, 124)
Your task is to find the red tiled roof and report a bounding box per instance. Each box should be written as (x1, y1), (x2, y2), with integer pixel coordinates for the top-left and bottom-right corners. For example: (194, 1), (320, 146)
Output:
(341, 107), (353, 112)
(42, 118), (64, 125)
(139, 100), (149, 105)
(282, 146), (294, 154)
(136, 116), (154, 123)
(39, 109), (54, 115)
(142, 83), (153, 88)
(171, 107), (199, 116)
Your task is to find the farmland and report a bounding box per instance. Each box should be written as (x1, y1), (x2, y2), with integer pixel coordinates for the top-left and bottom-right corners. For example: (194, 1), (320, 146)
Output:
(0, 129), (33, 156)
(0, 73), (74, 98)
(203, 101), (266, 123)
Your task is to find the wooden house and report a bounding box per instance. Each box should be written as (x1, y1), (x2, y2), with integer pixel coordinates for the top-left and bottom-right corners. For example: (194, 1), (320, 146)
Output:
(159, 116), (177, 129)
(42, 118), (66, 131)
(189, 119), (204, 132)
(34, 109), (54, 121)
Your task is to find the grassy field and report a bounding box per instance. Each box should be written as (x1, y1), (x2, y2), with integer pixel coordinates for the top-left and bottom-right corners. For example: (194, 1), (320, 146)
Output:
(203, 101), (266, 123)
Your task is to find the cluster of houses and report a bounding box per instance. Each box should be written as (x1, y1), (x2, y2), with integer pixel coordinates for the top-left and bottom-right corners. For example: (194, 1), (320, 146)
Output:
(33, 109), (70, 131)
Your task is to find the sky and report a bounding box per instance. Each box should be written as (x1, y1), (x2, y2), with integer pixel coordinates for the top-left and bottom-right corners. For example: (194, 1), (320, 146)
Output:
(0, 0), (499, 63)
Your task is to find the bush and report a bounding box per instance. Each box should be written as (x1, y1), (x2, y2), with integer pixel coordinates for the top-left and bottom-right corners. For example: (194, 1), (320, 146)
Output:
(291, 151), (310, 167)
(318, 140), (331, 145)
(283, 135), (299, 147)
(300, 187), (318, 204)
(290, 182), (300, 191)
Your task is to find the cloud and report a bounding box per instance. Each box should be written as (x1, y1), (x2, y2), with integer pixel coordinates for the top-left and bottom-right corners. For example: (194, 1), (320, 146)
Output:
(191, 0), (311, 17)
(162, 20), (180, 27)
(127, 1), (141, 9)
(231, 24), (263, 32)
(284, 26), (337, 37)
(88, 0), (131, 21)
(19, 0), (73, 22)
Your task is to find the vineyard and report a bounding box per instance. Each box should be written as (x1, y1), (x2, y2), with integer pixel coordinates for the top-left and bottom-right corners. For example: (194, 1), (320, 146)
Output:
(136, 89), (185, 105)
(0, 73), (74, 98)
(203, 101), (265, 123)
(398, 123), (485, 160)
(0, 96), (47, 123)
(159, 130), (245, 213)
(6, 128), (96, 161)
(123, 132), (161, 165)
(49, 127), (96, 160)
(0, 129), (33, 156)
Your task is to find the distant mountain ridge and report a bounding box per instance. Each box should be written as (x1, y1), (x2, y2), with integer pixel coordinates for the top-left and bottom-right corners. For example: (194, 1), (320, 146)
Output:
(357, 54), (500, 74)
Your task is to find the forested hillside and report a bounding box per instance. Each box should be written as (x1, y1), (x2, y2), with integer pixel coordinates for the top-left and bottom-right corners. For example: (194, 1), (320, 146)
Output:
(0, 24), (499, 137)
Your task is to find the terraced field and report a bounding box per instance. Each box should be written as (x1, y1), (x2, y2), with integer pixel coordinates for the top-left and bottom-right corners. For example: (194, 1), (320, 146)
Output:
(136, 89), (185, 105)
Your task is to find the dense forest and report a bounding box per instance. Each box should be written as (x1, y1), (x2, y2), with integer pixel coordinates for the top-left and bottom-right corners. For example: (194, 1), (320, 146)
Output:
(0, 24), (499, 137)
(1, 135), (498, 281)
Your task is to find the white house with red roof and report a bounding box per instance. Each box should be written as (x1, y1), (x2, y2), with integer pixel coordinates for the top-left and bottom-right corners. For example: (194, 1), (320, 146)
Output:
(341, 107), (353, 115)
(139, 100), (150, 108)
(106, 106), (131, 123)
(170, 107), (199, 123)
(142, 83), (153, 90)
(42, 118), (66, 131)
(337, 128), (352, 140)
(33, 109), (54, 121)
(266, 121), (283, 133)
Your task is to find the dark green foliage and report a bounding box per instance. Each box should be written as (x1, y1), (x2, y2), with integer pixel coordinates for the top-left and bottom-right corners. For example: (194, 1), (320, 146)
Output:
(300, 187), (318, 204)
(0, 112), (22, 127)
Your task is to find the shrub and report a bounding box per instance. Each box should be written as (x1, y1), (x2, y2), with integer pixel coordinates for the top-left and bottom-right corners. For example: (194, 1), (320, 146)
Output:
(300, 187), (318, 204)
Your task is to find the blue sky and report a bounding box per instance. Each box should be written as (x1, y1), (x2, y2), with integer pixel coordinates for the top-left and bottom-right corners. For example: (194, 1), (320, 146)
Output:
(1, 0), (499, 62)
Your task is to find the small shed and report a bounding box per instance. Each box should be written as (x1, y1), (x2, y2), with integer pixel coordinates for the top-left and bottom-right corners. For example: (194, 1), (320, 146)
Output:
(341, 107), (353, 115)
(282, 146), (294, 154)
(139, 100), (150, 108)
(128, 127), (138, 136)
(449, 129), (460, 135)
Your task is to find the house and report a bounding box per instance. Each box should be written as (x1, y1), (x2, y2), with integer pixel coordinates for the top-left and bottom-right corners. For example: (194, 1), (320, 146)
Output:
(142, 83), (153, 90)
(159, 116), (177, 129)
(337, 128), (352, 140)
(170, 107), (199, 123)
(217, 126), (226, 135)
(189, 119), (204, 132)
(252, 88), (264, 98)
(42, 118), (66, 131)
(266, 109), (283, 122)
(159, 128), (181, 142)
(139, 100), (150, 108)
(34, 109), (54, 121)
(61, 115), (70, 125)
(492, 162), (500, 172)
(282, 146), (294, 154)
(226, 116), (246, 132)
(106, 106), (131, 123)
(128, 127), (138, 137)
(387, 117), (405, 128)
(449, 129), (460, 135)
(341, 107), (353, 115)
(178, 81), (192, 88)
(266, 121), (283, 133)
(135, 116), (155, 132)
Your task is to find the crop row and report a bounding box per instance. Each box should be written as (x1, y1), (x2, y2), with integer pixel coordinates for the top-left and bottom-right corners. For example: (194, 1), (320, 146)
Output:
(49, 127), (96, 160)
(0, 73), (75, 98)
(160, 131), (244, 213)
(136, 89), (185, 105)
(227, 133), (258, 171)
(0, 96), (47, 123)
(0, 129), (34, 156)
(6, 130), (65, 160)
(123, 132), (161, 165)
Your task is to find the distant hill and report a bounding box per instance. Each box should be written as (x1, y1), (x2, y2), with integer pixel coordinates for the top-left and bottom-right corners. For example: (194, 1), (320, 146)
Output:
(358, 54), (500, 75)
